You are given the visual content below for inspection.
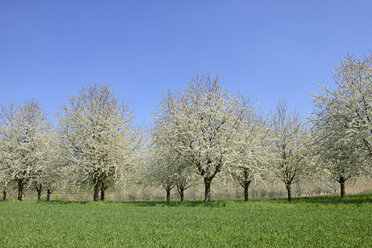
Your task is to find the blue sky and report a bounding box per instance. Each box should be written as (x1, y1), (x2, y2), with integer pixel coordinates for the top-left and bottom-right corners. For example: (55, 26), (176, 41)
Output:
(0, 1), (371, 125)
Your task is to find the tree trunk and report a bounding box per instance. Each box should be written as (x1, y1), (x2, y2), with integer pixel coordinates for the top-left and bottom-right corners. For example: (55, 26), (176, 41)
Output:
(340, 181), (345, 198)
(46, 189), (51, 201)
(166, 187), (171, 204)
(36, 184), (42, 200)
(17, 179), (23, 201)
(93, 183), (99, 201)
(243, 181), (251, 201)
(2, 190), (6, 201)
(338, 176), (346, 198)
(100, 189), (105, 201)
(204, 178), (212, 203)
(178, 186), (185, 203)
(286, 183), (292, 202)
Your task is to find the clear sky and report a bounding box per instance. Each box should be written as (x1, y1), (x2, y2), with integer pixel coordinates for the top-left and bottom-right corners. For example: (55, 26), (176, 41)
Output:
(0, 1), (371, 125)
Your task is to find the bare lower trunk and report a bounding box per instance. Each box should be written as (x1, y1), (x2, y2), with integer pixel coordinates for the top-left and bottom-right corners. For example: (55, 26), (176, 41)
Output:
(243, 181), (251, 201)
(93, 183), (99, 201)
(36, 184), (42, 200)
(166, 187), (171, 204)
(204, 178), (211, 203)
(177, 186), (185, 203)
(338, 176), (346, 198)
(286, 183), (292, 202)
(2, 190), (6, 201)
(100, 189), (105, 201)
(179, 188), (184, 203)
(17, 179), (23, 201)
(340, 182), (345, 198)
(100, 181), (106, 201)
(46, 189), (51, 201)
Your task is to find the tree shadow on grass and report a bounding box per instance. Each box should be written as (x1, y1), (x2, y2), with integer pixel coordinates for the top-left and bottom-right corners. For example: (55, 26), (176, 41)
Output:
(36, 199), (227, 207)
(113, 200), (227, 208)
(290, 193), (372, 205)
(34, 193), (372, 207)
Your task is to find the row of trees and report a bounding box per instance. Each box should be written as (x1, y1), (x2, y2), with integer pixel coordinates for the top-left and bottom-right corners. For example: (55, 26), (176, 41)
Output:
(0, 53), (371, 202)
(0, 86), (140, 201)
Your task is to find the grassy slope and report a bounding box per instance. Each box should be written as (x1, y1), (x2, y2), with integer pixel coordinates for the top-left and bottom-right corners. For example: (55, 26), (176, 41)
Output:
(0, 194), (371, 248)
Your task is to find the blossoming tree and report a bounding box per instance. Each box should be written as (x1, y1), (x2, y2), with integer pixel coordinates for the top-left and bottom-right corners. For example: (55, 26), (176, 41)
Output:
(152, 75), (253, 202)
(57, 83), (138, 201)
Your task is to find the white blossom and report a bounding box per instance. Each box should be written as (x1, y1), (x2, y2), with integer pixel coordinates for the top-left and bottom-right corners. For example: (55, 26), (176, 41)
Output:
(151, 75), (253, 202)
(57, 83), (139, 201)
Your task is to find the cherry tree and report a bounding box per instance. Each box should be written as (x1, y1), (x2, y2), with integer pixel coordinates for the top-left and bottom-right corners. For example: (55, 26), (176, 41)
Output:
(152, 75), (253, 202)
(0, 103), (17, 201)
(145, 140), (195, 203)
(0, 138), (12, 200)
(229, 115), (271, 201)
(269, 101), (310, 202)
(144, 146), (178, 204)
(57, 83), (138, 201)
(32, 128), (67, 201)
(174, 162), (195, 202)
(312, 53), (371, 177)
(311, 128), (364, 198)
(0, 100), (48, 200)
(148, 106), (197, 203)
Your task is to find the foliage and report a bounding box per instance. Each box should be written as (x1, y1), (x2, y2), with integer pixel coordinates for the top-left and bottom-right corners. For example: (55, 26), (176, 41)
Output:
(228, 113), (271, 200)
(0, 100), (48, 200)
(311, 53), (372, 197)
(57, 84), (139, 201)
(0, 53), (370, 203)
(269, 101), (310, 201)
(152, 75), (254, 202)
(32, 128), (66, 200)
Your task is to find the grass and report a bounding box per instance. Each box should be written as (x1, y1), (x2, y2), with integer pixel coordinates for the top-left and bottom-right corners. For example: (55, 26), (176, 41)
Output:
(0, 194), (372, 247)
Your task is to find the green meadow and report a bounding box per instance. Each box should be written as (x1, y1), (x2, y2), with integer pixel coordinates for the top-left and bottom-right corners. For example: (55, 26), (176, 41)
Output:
(1, 194), (371, 247)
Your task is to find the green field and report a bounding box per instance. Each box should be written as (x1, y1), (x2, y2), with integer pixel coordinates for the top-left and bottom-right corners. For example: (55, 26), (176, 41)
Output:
(0, 194), (372, 247)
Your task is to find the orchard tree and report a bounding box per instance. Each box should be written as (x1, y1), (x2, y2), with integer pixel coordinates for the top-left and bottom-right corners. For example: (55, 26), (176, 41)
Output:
(152, 75), (253, 202)
(311, 104), (367, 198)
(0, 138), (12, 200)
(33, 129), (66, 201)
(57, 83), (138, 201)
(174, 162), (195, 202)
(311, 53), (371, 196)
(270, 101), (309, 202)
(145, 141), (195, 203)
(313, 140), (364, 198)
(0, 103), (17, 201)
(145, 146), (178, 204)
(0, 100), (47, 200)
(149, 111), (196, 203)
(312, 53), (371, 167)
(229, 115), (271, 201)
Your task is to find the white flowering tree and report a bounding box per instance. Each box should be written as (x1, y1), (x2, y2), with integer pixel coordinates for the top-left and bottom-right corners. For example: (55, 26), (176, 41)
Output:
(311, 53), (371, 197)
(144, 146), (178, 203)
(32, 128), (67, 201)
(0, 100), (48, 200)
(148, 108), (197, 203)
(144, 139), (195, 203)
(269, 101), (310, 202)
(229, 115), (271, 201)
(152, 75), (252, 202)
(311, 128), (364, 198)
(0, 103), (17, 201)
(0, 137), (12, 200)
(57, 83), (138, 201)
(174, 161), (195, 202)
